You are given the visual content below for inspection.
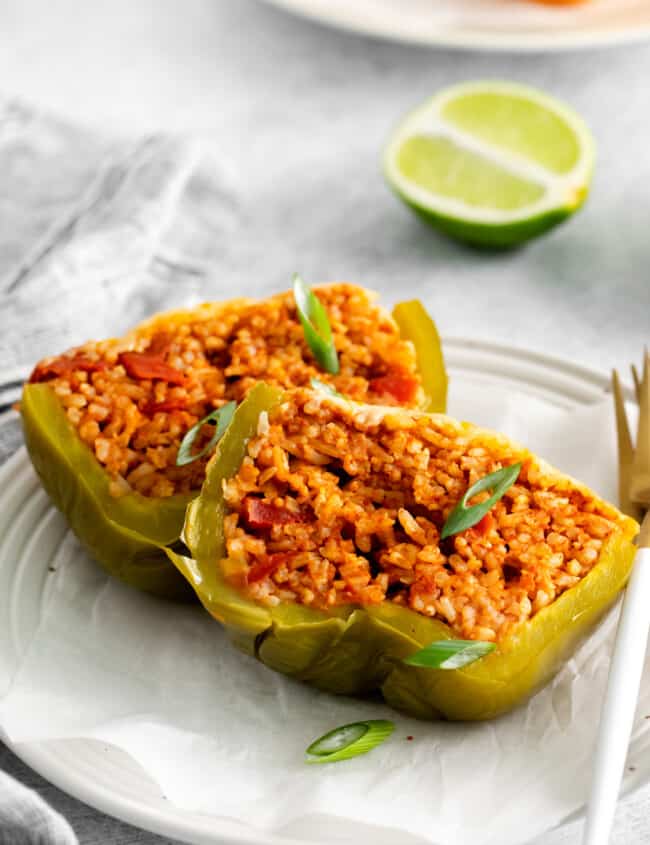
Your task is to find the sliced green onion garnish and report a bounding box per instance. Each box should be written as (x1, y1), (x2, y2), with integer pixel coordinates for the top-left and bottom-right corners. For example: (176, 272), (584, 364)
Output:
(293, 273), (339, 375)
(310, 377), (344, 398)
(306, 720), (394, 764)
(404, 639), (496, 670)
(441, 462), (522, 539)
(176, 401), (236, 467)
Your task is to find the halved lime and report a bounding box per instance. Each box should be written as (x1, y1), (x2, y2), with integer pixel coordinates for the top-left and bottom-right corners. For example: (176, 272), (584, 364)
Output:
(384, 81), (595, 248)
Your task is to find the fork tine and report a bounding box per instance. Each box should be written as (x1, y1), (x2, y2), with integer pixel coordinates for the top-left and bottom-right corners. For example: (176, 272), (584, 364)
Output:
(631, 364), (642, 404)
(630, 353), (650, 508)
(612, 370), (645, 521)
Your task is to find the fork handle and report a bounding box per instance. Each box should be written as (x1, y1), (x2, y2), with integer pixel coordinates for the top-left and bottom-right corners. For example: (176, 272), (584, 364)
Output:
(582, 548), (650, 845)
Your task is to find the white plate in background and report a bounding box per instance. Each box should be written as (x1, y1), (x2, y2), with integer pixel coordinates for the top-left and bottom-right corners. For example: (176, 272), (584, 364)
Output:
(258, 0), (650, 51)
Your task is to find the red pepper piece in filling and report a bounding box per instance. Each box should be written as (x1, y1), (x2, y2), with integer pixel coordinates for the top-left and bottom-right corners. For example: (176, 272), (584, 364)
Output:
(118, 351), (185, 385)
(29, 356), (107, 383)
(143, 398), (189, 416)
(247, 552), (293, 584)
(242, 497), (311, 530)
(369, 374), (420, 404)
(146, 332), (173, 358)
(474, 512), (495, 536)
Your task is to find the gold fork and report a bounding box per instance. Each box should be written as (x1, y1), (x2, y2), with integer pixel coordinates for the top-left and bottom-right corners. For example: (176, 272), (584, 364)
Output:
(583, 353), (650, 845)
(612, 351), (650, 518)
(629, 354), (650, 510)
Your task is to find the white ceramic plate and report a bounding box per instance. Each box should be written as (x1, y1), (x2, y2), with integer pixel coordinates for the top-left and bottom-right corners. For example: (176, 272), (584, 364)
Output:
(258, 0), (650, 51)
(0, 338), (643, 845)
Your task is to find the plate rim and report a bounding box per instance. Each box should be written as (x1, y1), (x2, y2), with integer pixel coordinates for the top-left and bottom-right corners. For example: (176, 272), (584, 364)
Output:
(0, 337), (638, 845)
(256, 0), (650, 52)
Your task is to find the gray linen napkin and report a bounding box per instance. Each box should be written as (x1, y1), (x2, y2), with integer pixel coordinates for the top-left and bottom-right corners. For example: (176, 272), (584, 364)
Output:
(0, 770), (76, 845)
(0, 96), (237, 844)
(0, 92), (239, 447)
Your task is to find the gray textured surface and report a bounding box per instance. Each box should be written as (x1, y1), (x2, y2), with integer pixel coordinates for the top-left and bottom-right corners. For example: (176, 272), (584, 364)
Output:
(0, 0), (649, 842)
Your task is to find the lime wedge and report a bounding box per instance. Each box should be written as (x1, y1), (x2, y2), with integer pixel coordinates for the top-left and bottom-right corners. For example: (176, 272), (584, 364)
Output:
(384, 81), (595, 248)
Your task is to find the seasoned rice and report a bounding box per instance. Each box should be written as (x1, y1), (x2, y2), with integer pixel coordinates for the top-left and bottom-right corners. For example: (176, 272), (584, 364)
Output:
(221, 388), (630, 642)
(27, 284), (423, 498)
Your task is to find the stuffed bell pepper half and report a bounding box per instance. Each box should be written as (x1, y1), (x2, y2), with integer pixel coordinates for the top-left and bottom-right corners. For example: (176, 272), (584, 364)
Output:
(169, 385), (638, 720)
(21, 283), (446, 599)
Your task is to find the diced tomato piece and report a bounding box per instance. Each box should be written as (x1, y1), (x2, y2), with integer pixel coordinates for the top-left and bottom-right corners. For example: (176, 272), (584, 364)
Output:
(369, 374), (419, 404)
(143, 398), (189, 415)
(146, 333), (173, 358)
(247, 553), (292, 584)
(242, 497), (311, 529)
(474, 512), (495, 536)
(29, 356), (107, 383)
(118, 351), (185, 385)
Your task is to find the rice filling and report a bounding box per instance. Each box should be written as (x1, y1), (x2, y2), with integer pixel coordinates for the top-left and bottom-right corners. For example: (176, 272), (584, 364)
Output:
(28, 284), (423, 498)
(222, 389), (626, 643)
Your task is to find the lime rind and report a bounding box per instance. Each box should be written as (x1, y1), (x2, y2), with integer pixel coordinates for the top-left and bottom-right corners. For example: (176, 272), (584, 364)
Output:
(383, 80), (595, 247)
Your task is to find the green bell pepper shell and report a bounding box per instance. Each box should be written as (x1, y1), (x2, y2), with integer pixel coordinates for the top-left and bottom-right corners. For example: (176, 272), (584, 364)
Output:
(392, 300), (448, 413)
(170, 384), (638, 721)
(21, 382), (195, 599)
(20, 298), (446, 600)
